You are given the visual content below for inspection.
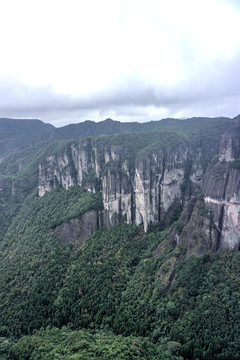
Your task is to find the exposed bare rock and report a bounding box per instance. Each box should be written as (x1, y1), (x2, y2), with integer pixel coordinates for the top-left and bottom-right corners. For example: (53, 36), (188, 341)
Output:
(54, 210), (103, 245)
(38, 119), (240, 254)
(219, 117), (240, 161)
(39, 139), (192, 231)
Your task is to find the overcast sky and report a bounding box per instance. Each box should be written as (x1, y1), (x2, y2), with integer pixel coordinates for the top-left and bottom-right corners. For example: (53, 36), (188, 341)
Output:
(0, 0), (240, 126)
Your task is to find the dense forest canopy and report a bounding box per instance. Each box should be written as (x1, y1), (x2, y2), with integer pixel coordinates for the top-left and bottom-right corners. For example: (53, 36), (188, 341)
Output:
(0, 116), (240, 359)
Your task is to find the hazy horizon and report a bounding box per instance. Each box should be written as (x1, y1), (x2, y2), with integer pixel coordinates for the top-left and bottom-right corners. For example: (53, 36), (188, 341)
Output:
(0, 0), (240, 126)
(1, 114), (239, 129)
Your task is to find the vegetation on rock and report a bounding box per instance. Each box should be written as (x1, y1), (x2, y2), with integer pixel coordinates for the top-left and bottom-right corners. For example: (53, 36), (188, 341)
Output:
(0, 116), (240, 359)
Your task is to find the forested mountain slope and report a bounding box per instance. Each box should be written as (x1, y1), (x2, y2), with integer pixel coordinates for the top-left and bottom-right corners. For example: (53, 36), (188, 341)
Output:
(0, 118), (53, 162)
(0, 116), (240, 359)
(0, 116), (229, 163)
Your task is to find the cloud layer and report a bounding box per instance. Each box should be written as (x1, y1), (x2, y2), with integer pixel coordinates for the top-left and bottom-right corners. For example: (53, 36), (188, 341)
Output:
(0, 0), (240, 125)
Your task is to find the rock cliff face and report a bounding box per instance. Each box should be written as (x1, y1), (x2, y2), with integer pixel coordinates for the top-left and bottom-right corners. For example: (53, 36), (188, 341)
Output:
(38, 118), (240, 253)
(39, 140), (193, 231)
(202, 118), (240, 251)
(54, 210), (103, 245)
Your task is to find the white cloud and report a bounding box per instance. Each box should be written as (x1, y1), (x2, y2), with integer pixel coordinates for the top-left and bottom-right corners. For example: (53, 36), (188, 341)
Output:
(0, 0), (240, 125)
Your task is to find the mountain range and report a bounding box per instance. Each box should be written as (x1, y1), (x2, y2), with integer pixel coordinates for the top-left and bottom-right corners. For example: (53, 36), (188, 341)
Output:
(0, 115), (240, 359)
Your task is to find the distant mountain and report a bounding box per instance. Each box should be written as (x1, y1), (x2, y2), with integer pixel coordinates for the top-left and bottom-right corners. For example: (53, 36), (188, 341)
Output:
(1, 116), (230, 163)
(0, 118), (54, 161)
(36, 116), (231, 142)
(0, 118), (53, 140)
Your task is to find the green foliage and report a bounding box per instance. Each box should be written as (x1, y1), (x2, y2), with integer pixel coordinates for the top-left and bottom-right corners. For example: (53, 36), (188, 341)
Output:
(24, 185), (103, 229)
(230, 158), (240, 169)
(98, 128), (189, 158)
(52, 225), (169, 332)
(196, 201), (210, 218)
(0, 118), (53, 162)
(0, 177), (24, 242)
(1, 116), (239, 359)
(0, 337), (12, 360)
(2, 185), (240, 359)
(10, 327), (176, 360)
(169, 252), (240, 359)
(0, 141), (75, 242)
(0, 186), (103, 337)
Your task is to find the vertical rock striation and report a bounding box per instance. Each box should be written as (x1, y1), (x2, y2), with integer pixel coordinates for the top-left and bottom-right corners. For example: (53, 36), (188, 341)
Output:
(38, 118), (240, 252)
(202, 118), (240, 250)
(39, 139), (191, 231)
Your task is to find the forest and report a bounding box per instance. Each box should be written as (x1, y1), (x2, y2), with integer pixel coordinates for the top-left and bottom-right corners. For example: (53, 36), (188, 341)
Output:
(0, 116), (240, 359)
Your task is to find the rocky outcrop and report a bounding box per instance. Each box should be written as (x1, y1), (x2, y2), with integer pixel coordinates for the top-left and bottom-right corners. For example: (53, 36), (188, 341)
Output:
(202, 166), (240, 251)
(164, 119), (240, 256)
(199, 118), (240, 251)
(39, 139), (195, 232)
(38, 118), (240, 253)
(219, 117), (240, 161)
(54, 210), (103, 245)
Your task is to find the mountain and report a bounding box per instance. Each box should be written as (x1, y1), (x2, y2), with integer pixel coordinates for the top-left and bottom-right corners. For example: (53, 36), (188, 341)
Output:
(0, 118), (53, 138)
(37, 116), (228, 141)
(0, 116), (230, 162)
(30, 116), (231, 144)
(0, 118), (54, 163)
(0, 116), (240, 359)
(38, 116), (240, 253)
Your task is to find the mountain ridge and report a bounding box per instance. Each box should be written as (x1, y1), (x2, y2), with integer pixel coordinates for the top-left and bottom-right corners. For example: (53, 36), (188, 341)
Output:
(1, 115), (240, 359)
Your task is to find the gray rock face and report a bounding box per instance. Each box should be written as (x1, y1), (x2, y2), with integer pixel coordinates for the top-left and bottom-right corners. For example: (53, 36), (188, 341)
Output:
(39, 140), (193, 231)
(38, 120), (240, 252)
(202, 119), (240, 251)
(219, 118), (240, 161)
(202, 164), (240, 250)
(54, 210), (103, 245)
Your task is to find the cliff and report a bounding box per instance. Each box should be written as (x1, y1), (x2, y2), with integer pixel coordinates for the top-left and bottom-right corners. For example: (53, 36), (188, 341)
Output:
(166, 117), (240, 256)
(2, 117), (240, 360)
(202, 117), (240, 251)
(38, 134), (192, 231)
(37, 118), (240, 254)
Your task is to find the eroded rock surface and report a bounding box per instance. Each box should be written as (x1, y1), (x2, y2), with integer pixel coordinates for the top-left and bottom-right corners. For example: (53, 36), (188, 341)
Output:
(54, 210), (103, 245)
(39, 118), (240, 252)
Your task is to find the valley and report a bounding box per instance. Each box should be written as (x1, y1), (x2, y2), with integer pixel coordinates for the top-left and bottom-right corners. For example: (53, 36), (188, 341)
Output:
(0, 116), (240, 359)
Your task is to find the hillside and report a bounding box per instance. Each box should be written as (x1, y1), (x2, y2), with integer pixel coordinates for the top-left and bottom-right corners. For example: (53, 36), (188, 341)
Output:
(0, 116), (240, 359)
(0, 115), (229, 163)
(0, 118), (54, 162)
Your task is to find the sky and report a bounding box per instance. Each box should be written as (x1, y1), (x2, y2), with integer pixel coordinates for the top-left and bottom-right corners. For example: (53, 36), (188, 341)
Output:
(0, 0), (240, 127)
